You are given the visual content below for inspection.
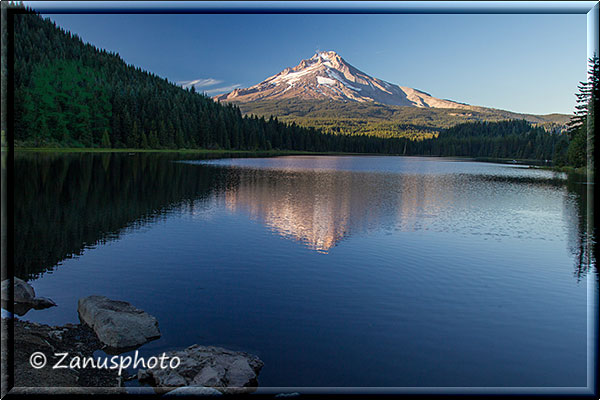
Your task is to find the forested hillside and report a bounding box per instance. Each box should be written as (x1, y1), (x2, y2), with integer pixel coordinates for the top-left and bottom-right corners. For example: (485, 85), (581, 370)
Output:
(11, 8), (348, 151)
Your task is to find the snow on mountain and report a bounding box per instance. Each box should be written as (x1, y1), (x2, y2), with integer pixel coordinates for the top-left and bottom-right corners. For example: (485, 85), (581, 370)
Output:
(213, 51), (475, 110)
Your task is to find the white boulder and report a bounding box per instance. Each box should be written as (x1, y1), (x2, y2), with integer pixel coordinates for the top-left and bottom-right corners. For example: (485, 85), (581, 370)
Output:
(78, 295), (160, 351)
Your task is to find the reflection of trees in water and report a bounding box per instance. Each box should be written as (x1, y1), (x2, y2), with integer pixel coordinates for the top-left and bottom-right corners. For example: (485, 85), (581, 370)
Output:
(12, 152), (227, 280)
(564, 172), (596, 281)
(465, 172), (595, 280)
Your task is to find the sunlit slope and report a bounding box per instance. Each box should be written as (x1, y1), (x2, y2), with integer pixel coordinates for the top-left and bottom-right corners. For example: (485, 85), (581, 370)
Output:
(235, 99), (570, 139)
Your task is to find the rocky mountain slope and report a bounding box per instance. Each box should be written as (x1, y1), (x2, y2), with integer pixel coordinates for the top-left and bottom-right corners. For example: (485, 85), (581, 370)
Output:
(214, 51), (477, 110)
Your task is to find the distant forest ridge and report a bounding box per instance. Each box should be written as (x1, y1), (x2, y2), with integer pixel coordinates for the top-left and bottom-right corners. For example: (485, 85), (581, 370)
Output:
(10, 6), (571, 161)
(235, 99), (570, 140)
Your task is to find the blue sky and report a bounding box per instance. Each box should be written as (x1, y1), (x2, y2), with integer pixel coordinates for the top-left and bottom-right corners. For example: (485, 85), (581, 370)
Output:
(39, 12), (587, 115)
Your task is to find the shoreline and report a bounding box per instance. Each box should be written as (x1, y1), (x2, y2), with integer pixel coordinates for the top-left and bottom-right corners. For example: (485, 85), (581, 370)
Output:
(13, 147), (588, 172)
(13, 147), (361, 156)
(2, 279), (264, 393)
(12, 146), (592, 180)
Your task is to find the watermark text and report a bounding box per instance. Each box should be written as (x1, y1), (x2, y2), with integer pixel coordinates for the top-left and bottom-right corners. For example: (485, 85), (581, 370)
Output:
(29, 350), (180, 376)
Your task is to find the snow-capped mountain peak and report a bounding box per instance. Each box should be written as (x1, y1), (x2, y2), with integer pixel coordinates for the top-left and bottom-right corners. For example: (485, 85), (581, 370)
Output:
(214, 51), (474, 110)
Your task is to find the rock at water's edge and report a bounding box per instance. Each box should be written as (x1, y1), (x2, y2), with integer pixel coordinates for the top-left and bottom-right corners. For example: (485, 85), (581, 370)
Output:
(1, 277), (35, 303)
(1, 278), (56, 315)
(138, 344), (263, 394)
(77, 295), (160, 351)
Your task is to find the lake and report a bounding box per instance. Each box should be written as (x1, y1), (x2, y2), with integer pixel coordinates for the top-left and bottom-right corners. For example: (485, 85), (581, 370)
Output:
(12, 152), (596, 392)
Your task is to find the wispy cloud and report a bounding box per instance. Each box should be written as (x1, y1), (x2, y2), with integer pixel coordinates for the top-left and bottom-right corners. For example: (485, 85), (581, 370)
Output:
(203, 84), (242, 96)
(177, 78), (241, 95)
(177, 78), (223, 89)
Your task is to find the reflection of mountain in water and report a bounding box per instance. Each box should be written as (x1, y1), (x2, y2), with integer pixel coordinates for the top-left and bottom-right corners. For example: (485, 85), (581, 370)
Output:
(13, 153), (595, 280)
(213, 167), (579, 256)
(219, 170), (465, 252)
(222, 171), (364, 252)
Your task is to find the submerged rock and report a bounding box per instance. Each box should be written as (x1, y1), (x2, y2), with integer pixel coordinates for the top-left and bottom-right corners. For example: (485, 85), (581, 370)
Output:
(32, 297), (57, 308)
(77, 295), (160, 351)
(163, 385), (222, 396)
(138, 345), (263, 394)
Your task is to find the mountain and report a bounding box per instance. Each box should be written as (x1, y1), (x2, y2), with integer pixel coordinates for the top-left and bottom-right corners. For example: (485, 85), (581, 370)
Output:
(214, 51), (476, 110)
(214, 51), (569, 139)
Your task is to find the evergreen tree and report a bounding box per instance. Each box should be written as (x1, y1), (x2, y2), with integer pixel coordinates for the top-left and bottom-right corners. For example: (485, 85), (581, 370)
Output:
(128, 121), (140, 148)
(175, 130), (185, 149)
(140, 131), (149, 149)
(101, 129), (111, 148)
(566, 55), (599, 168)
(148, 129), (160, 149)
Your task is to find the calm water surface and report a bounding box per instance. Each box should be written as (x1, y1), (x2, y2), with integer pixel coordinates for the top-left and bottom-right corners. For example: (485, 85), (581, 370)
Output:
(13, 153), (596, 389)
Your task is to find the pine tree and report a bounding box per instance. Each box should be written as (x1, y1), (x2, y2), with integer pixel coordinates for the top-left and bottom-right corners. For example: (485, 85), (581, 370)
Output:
(566, 55), (599, 167)
(148, 129), (160, 149)
(101, 129), (111, 148)
(140, 131), (149, 149)
(175, 130), (185, 149)
(128, 121), (140, 148)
